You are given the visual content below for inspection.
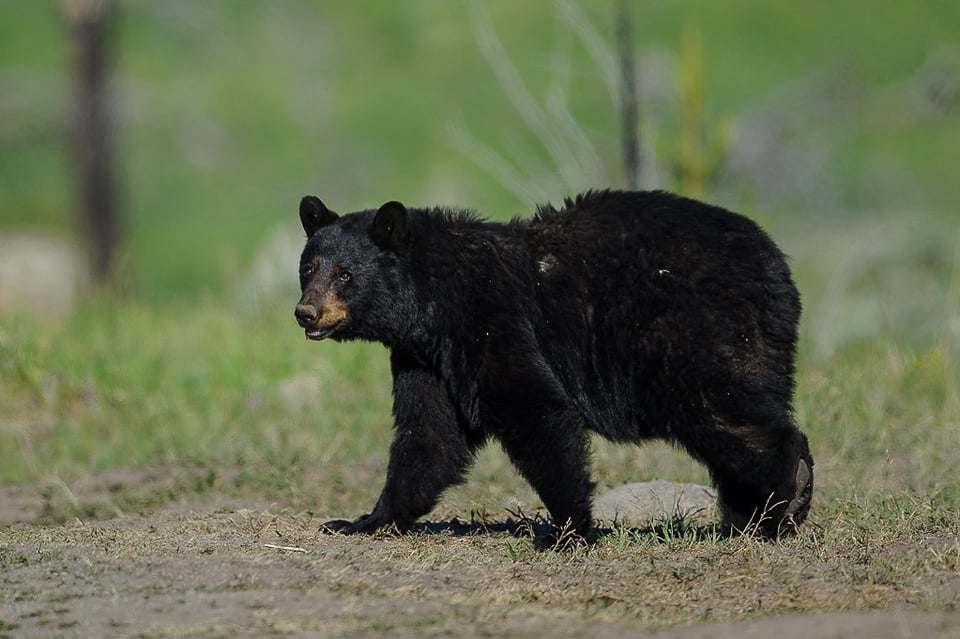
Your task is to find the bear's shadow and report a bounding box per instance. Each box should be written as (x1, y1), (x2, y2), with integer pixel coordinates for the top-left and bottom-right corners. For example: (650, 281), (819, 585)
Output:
(409, 514), (723, 545)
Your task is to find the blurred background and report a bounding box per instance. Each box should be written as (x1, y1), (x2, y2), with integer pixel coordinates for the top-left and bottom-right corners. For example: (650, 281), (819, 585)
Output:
(1, 1), (958, 502)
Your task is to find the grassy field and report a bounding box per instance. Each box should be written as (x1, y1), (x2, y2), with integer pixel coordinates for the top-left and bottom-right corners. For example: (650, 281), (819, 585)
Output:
(2, 297), (957, 509)
(2, 2), (960, 637)
(1, 330), (958, 636)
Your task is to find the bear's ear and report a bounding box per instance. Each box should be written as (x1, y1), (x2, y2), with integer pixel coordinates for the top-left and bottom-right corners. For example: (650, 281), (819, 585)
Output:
(300, 195), (338, 237)
(371, 201), (409, 252)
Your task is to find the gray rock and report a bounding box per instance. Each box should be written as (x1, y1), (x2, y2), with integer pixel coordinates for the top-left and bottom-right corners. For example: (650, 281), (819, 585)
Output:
(0, 233), (85, 318)
(593, 480), (717, 526)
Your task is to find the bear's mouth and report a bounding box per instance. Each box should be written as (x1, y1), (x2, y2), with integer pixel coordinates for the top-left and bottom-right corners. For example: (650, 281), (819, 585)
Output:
(305, 327), (333, 340)
(304, 322), (343, 341)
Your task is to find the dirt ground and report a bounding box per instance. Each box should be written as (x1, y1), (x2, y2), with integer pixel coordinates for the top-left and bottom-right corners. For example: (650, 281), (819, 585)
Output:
(2, 470), (959, 639)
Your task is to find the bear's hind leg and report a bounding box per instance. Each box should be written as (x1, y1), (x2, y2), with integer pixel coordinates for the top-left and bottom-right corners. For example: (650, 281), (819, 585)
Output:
(497, 408), (595, 549)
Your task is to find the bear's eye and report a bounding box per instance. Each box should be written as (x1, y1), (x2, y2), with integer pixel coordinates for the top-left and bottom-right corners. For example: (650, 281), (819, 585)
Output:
(338, 270), (352, 283)
(301, 266), (314, 279)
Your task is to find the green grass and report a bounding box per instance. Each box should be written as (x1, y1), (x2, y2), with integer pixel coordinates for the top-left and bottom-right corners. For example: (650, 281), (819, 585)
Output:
(0, 297), (393, 489)
(2, 292), (958, 525)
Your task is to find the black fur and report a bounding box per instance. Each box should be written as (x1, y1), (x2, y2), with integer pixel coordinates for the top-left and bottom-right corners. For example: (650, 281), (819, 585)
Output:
(295, 189), (813, 546)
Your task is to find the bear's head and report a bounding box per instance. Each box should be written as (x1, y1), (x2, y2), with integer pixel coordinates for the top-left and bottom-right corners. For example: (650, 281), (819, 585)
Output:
(295, 196), (414, 344)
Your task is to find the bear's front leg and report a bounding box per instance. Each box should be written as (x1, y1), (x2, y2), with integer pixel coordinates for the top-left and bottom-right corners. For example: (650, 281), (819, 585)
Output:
(320, 493), (399, 535)
(320, 355), (480, 536)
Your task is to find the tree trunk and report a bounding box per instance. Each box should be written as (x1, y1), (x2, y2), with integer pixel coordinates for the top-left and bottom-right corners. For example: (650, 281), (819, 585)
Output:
(65, 0), (119, 287)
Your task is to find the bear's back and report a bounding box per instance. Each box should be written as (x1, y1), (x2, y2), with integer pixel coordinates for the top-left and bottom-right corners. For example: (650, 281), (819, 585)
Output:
(529, 190), (776, 272)
(522, 190), (800, 439)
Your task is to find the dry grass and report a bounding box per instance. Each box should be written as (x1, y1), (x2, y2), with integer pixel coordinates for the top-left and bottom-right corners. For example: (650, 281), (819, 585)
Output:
(1, 496), (958, 638)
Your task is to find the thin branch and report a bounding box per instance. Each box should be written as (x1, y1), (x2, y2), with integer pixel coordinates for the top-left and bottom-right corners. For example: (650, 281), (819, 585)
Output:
(465, 0), (585, 189)
(446, 119), (552, 205)
(546, 10), (607, 188)
(556, 0), (619, 106)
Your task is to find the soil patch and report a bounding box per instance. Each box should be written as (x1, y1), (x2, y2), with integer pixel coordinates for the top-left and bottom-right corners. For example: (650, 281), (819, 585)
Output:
(2, 497), (959, 638)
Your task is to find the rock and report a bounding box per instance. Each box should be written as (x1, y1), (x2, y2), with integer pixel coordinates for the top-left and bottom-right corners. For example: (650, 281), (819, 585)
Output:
(593, 480), (717, 526)
(0, 233), (85, 318)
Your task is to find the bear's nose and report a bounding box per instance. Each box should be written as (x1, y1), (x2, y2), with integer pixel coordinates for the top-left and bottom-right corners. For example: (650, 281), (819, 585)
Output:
(295, 303), (319, 327)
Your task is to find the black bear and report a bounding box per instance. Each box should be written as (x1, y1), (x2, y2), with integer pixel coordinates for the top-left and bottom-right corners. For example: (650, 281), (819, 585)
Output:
(294, 190), (813, 547)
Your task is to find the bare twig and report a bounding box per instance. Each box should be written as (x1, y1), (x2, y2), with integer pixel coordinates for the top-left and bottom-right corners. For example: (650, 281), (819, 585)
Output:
(453, 1), (612, 200)
(556, 0), (618, 105)
(446, 120), (552, 205)
(263, 543), (309, 554)
(464, 0), (589, 190)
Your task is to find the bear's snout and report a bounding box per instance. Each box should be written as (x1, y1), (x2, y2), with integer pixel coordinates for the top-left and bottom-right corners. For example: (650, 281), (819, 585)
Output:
(295, 303), (319, 328)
